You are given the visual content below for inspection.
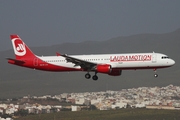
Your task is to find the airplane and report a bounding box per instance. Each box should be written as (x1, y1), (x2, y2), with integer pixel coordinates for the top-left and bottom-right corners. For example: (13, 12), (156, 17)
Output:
(7, 35), (175, 81)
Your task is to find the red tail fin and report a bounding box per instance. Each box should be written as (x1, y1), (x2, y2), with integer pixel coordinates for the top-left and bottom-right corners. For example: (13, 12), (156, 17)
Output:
(10, 35), (35, 59)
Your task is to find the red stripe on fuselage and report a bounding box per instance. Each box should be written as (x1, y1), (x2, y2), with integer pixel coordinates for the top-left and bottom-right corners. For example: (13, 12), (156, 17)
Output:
(112, 66), (171, 70)
(10, 56), (82, 72)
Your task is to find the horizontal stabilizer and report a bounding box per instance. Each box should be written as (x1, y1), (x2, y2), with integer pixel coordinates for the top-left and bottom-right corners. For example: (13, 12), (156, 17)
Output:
(6, 58), (25, 64)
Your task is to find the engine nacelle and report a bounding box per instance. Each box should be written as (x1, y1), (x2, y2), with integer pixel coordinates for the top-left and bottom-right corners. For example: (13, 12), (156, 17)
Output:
(96, 64), (122, 76)
(96, 64), (112, 74)
(108, 69), (122, 76)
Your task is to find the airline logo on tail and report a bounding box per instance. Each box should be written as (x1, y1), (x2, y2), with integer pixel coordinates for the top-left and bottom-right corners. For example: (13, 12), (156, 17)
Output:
(12, 38), (26, 56)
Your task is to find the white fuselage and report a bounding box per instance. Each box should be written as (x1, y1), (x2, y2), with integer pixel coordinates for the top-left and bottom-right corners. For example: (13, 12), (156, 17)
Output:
(37, 52), (175, 71)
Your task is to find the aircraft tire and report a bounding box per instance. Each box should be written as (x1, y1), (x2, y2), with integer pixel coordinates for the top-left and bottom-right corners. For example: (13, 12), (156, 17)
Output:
(92, 75), (98, 81)
(85, 73), (91, 79)
(154, 74), (158, 78)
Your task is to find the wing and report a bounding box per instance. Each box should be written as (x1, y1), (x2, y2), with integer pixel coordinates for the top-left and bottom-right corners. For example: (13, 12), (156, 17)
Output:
(61, 54), (97, 71)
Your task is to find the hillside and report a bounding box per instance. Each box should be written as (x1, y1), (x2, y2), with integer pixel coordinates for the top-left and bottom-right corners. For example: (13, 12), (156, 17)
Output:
(15, 109), (180, 120)
(0, 28), (180, 98)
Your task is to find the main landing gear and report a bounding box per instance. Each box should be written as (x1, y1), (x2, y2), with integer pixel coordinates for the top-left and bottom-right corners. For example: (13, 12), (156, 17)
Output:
(85, 73), (91, 79)
(154, 68), (158, 78)
(85, 72), (98, 81)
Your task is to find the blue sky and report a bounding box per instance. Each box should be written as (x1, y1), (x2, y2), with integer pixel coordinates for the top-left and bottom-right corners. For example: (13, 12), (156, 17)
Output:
(1, 0), (180, 51)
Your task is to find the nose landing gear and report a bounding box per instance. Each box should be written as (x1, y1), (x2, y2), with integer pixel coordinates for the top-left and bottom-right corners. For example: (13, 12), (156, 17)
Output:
(154, 68), (158, 78)
(154, 74), (158, 78)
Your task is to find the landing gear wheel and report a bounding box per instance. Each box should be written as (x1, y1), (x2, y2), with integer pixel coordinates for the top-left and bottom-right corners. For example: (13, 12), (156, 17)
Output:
(85, 73), (91, 79)
(92, 75), (98, 81)
(154, 74), (158, 78)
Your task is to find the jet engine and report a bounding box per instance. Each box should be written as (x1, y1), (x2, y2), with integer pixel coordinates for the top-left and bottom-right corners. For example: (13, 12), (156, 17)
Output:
(95, 64), (122, 76)
(108, 69), (122, 76)
(96, 64), (112, 73)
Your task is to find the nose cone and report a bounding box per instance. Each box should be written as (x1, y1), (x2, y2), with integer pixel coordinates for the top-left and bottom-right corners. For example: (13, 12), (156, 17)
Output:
(170, 59), (175, 66)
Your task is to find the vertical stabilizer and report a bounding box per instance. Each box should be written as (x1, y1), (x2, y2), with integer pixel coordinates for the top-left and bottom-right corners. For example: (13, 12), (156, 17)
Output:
(10, 35), (35, 59)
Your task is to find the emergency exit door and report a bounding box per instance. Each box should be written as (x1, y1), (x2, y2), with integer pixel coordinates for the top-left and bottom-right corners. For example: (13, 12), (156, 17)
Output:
(152, 53), (157, 63)
(33, 58), (38, 66)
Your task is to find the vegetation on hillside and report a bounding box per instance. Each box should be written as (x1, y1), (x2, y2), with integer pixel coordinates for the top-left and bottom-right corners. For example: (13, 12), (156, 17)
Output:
(15, 108), (180, 120)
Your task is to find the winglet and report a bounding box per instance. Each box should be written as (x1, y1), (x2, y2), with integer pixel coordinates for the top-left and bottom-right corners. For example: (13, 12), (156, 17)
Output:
(56, 52), (61, 56)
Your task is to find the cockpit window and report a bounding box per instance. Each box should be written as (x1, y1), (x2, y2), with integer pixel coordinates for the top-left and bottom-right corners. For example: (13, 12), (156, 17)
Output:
(161, 56), (169, 59)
